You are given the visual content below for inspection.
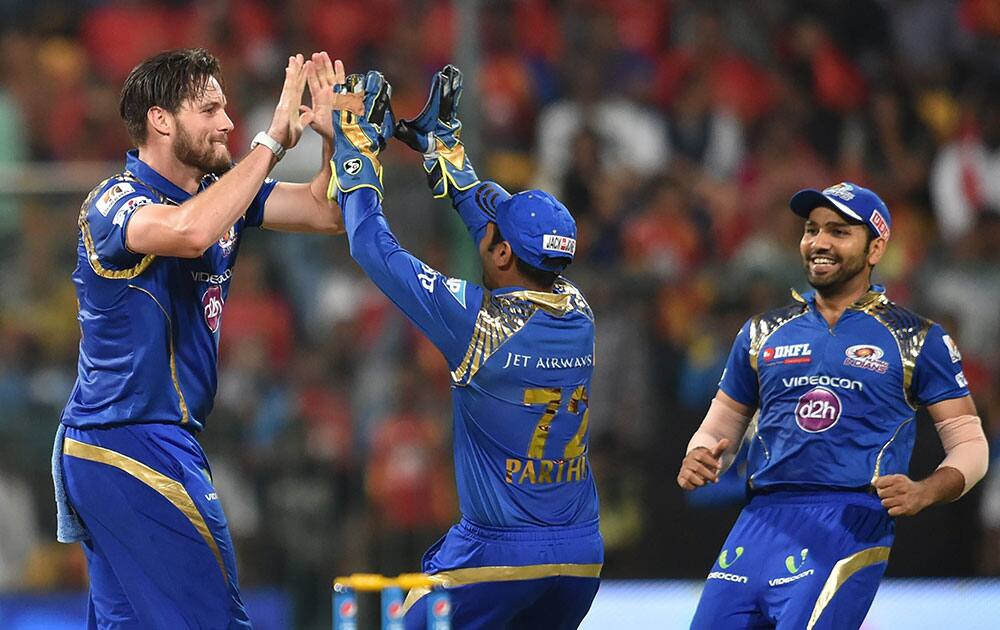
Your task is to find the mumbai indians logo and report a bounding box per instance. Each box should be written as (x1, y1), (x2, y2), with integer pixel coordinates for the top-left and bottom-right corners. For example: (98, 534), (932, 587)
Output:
(386, 602), (403, 619)
(795, 386), (842, 432)
(218, 224), (237, 256)
(202, 285), (224, 333)
(823, 182), (855, 201)
(843, 344), (889, 374)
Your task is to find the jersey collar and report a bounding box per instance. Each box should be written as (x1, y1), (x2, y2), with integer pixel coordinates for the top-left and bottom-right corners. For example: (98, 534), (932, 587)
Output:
(124, 150), (196, 204)
(791, 284), (886, 310)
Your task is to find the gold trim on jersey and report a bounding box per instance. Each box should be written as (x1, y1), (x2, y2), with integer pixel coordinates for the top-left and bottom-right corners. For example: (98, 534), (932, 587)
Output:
(871, 417), (913, 484)
(128, 285), (191, 424)
(807, 546), (890, 630)
(747, 295), (810, 372)
(62, 437), (227, 583)
(451, 279), (593, 385)
(79, 175), (156, 280)
(850, 292), (932, 409)
(400, 562), (603, 615)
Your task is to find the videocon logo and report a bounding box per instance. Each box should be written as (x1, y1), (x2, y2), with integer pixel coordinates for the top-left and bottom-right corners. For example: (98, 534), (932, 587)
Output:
(719, 546), (744, 569)
(785, 548), (809, 574)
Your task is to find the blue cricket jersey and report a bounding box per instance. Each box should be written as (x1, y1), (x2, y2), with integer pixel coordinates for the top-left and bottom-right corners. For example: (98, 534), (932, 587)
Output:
(720, 287), (970, 491)
(60, 150), (276, 431)
(341, 183), (599, 529)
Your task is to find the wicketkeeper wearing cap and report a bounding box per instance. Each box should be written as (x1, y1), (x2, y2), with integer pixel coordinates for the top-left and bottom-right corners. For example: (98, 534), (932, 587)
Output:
(308, 64), (602, 628)
(676, 183), (989, 629)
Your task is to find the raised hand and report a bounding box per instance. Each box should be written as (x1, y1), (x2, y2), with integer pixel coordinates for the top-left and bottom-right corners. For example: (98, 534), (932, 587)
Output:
(327, 69), (394, 200)
(266, 54), (313, 150)
(303, 52), (364, 142)
(395, 64), (463, 152)
(392, 64), (478, 198)
(677, 438), (731, 490)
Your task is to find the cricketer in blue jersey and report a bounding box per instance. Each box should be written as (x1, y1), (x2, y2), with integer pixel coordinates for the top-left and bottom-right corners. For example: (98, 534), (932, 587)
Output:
(312, 65), (602, 629)
(677, 182), (989, 629)
(54, 49), (362, 629)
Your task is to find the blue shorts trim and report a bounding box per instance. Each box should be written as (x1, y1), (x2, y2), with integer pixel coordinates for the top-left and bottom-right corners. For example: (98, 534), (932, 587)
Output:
(62, 423), (250, 629)
(691, 491), (893, 630)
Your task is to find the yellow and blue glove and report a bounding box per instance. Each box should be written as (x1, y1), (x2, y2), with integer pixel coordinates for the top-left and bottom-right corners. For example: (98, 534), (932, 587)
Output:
(394, 64), (480, 198)
(329, 70), (394, 201)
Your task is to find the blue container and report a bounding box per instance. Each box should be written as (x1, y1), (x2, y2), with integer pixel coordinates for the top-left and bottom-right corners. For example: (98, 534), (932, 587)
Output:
(425, 589), (451, 630)
(381, 585), (405, 630)
(332, 585), (358, 630)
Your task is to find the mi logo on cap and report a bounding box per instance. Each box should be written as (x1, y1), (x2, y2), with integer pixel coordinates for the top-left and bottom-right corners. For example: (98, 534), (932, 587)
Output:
(542, 234), (576, 255)
(823, 182), (855, 201)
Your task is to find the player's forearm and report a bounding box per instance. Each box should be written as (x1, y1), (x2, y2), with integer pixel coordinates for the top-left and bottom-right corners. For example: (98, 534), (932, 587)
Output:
(916, 467), (965, 507)
(450, 181), (508, 245)
(341, 188), (400, 277)
(306, 142), (344, 233)
(686, 397), (751, 472)
(175, 145), (277, 248)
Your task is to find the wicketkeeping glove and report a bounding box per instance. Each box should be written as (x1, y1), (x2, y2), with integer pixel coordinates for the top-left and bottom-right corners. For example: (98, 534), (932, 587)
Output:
(328, 70), (394, 201)
(394, 64), (479, 198)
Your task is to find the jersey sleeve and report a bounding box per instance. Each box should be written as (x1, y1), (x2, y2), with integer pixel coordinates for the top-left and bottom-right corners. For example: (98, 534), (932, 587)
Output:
(84, 179), (158, 270)
(341, 188), (481, 367)
(718, 319), (759, 407)
(243, 177), (278, 228)
(911, 323), (971, 406)
(450, 180), (511, 246)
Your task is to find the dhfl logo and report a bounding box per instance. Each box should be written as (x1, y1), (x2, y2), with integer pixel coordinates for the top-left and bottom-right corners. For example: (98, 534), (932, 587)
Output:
(202, 285), (224, 332)
(870, 209), (890, 239)
(763, 344), (812, 365)
(795, 386), (842, 432)
(339, 600), (356, 618)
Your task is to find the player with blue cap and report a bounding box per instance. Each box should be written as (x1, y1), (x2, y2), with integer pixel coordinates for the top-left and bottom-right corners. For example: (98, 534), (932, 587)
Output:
(789, 182), (892, 242)
(316, 65), (602, 629)
(676, 179), (988, 629)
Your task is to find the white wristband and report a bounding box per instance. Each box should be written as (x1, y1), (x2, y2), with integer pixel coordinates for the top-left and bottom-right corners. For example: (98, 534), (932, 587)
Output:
(250, 131), (285, 161)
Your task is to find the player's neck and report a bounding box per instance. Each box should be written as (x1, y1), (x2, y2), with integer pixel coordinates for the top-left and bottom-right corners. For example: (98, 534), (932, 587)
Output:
(136, 145), (204, 195)
(812, 275), (872, 329)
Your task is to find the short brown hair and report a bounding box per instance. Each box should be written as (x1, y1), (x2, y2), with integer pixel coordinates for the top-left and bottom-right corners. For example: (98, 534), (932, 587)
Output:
(119, 48), (222, 144)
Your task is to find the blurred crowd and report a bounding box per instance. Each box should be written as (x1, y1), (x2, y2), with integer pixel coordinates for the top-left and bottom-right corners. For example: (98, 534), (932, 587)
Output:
(1, 0), (1000, 627)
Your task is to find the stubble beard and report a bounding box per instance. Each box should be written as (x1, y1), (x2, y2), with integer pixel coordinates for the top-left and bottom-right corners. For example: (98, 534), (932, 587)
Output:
(804, 251), (869, 297)
(174, 124), (232, 175)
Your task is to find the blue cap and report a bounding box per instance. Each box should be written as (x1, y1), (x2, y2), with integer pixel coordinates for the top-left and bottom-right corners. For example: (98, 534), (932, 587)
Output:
(789, 182), (891, 240)
(495, 189), (577, 272)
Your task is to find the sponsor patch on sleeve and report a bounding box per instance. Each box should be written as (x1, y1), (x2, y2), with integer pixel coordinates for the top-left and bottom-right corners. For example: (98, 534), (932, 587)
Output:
(444, 278), (467, 308)
(95, 182), (135, 216)
(942, 334), (962, 363)
(955, 371), (968, 388)
(112, 195), (153, 227)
